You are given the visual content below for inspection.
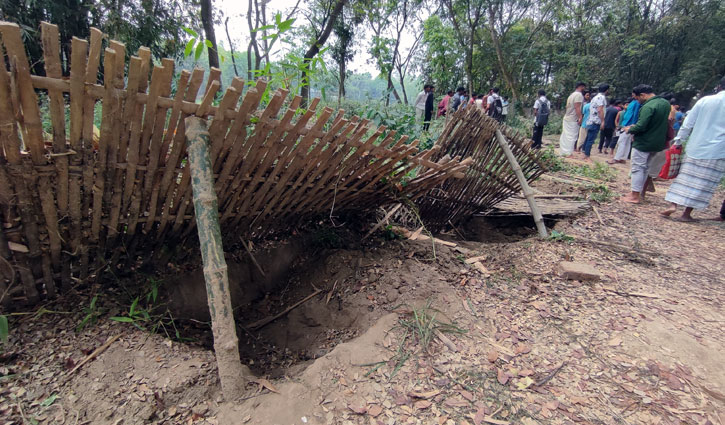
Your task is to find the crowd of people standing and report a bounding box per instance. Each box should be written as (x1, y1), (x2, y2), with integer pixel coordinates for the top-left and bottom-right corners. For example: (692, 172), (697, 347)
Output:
(415, 85), (511, 129)
(414, 76), (724, 222)
(557, 78), (725, 221)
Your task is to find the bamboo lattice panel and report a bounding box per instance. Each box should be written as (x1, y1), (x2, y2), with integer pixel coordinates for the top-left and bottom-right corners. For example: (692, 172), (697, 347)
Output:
(0, 22), (472, 306)
(415, 107), (546, 230)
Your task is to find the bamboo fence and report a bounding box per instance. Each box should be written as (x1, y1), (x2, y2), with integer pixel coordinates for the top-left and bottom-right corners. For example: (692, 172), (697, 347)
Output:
(0, 22), (544, 307)
(415, 107), (546, 230)
(0, 22), (476, 307)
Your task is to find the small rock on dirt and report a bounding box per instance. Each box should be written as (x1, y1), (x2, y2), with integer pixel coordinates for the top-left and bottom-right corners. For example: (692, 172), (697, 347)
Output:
(559, 261), (602, 281)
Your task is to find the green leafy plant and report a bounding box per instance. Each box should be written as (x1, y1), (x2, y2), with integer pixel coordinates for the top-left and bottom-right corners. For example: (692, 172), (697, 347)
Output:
(182, 27), (211, 62)
(587, 183), (614, 203)
(76, 295), (102, 332)
(109, 279), (188, 341)
(548, 229), (575, 242)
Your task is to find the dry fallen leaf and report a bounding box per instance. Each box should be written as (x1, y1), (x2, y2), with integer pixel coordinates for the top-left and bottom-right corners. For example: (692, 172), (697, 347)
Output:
(367, 405), (383, 417)
(444, 397), (469, 408)
(487, 350), (498, 363)
(348, 404), (367, 414)
(607, 336), (622, 347)
(414, 400), (432, 409)
(460, 390), (474, 401)
(409, 390), (440, 399)
(515, 377), (534, 390)
(497, 369), (509, 385)
(252, 378), (280, 394)
(515, 344), (531, 355)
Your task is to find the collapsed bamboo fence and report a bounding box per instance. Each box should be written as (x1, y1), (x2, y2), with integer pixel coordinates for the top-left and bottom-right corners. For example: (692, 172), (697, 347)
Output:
(0, 22), (475, 306)
(415, 107), (546, 230)
(0, 22), (546, 307)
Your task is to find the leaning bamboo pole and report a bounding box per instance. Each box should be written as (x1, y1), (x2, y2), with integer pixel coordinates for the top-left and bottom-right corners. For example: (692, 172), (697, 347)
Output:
(185, 116), (248, 400)
(494, 129), (548, 238)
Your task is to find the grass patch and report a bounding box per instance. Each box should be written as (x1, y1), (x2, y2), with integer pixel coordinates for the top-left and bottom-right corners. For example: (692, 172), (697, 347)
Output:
(365, 299), (465, 380)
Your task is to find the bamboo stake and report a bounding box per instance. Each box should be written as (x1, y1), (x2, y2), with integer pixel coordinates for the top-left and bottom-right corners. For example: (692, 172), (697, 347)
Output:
(494, 129), (547, 238)
(185, 116), (247, 401)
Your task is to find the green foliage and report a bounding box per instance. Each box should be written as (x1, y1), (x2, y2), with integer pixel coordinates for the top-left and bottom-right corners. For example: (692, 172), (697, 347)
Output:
(109, 279), (187, 341)
(587, 184), (615, 203)
(538, 145), (566, 172)
(329, 98), (445, 145)
(569, 162), (617, 182)
(548, 230), (574, 242)
(76, 295), (102, 332)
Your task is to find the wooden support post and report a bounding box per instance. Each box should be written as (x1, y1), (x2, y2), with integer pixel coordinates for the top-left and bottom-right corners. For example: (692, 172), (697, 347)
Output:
(185, 116), (249, 400)
(494, 129), (548, 238)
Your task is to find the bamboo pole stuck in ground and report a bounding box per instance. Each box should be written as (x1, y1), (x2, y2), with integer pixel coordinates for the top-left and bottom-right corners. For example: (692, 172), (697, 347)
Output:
(494, 129), (548, 238)
(185, 116), (249, 401)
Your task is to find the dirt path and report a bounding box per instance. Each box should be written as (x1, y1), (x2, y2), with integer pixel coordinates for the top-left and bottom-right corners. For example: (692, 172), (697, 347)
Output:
(1, 141), (723, 425)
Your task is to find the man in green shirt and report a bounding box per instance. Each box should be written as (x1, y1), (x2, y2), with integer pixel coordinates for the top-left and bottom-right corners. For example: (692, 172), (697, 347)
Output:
(620, 84), (670, 203)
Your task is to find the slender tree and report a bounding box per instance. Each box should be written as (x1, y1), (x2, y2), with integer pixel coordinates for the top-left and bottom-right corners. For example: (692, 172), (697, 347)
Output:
(200, 0), (219, 69)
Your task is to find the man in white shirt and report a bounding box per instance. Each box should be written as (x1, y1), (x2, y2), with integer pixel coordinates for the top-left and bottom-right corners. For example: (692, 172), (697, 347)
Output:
(582, 83), (609, 161)
(531, 89), (550, 149)
(486, 87), (503, 121)
(501, 96), (509, 122)
(559, 82), (586, 156)
(415, 84), (432, 122)
(661, 76), (725, 221)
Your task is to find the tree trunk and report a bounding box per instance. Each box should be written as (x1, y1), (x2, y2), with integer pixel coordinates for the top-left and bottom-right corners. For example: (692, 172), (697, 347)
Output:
(185, 117), (250, 400)
(200, 0), (220, 70)
(247, 0), (260, 80)
(224, 17), (239, 77)
(384, 69), (402, 106)
(300, 0), (346, 107)
(338, 59), (346, 100)
(398, 69), (408, 105)
(488, 7), (519, 102)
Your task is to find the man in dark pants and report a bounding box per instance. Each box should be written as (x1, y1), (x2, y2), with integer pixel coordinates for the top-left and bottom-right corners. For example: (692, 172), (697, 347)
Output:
(598, 99), (619, 154)
(423, 84), (435, 131)
(531, 89), (550, 149)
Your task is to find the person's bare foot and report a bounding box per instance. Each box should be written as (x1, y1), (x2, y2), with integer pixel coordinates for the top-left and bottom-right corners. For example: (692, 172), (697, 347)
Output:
(582, 156), (593, 163)
(620, 194), (640, 203)
(660, 207), (676, 217)
(675, 215), (695, 222)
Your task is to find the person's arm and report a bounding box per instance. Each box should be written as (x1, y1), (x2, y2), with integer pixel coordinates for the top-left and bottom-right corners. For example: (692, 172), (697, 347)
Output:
(415, 92), (425, 107)
(626, 104), (653, 134)
(672, 101), (700, 145)
(574, 101), (582, 123)
(615, 111), (622, 128)
(598, 105), (605, 129)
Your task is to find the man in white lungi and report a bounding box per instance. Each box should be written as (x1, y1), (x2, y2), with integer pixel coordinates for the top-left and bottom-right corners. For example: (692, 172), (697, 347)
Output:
(559, 82), (587, 156)
(661, 76), (725, 221)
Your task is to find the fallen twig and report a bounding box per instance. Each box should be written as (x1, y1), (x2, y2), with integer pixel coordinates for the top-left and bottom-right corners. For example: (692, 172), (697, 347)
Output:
(246, 289), (322, 330)
(601, 286), (659, 299)
(434, 329), (458, 352)
(535, 362), (565, 387)
(592, 204), (605, 225)
(67, 334), (121, 375)
(533, 194), (581, 199)
(325, 280), (338, 305)
(240, 237), (265, 277)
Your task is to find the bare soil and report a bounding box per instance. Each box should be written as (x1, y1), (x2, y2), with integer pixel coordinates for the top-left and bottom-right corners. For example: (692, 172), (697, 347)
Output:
(1, 141), (724, 425)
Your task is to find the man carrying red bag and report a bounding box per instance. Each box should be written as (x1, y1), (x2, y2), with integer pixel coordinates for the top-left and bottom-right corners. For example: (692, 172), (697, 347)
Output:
(661, 76), (725, 221)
